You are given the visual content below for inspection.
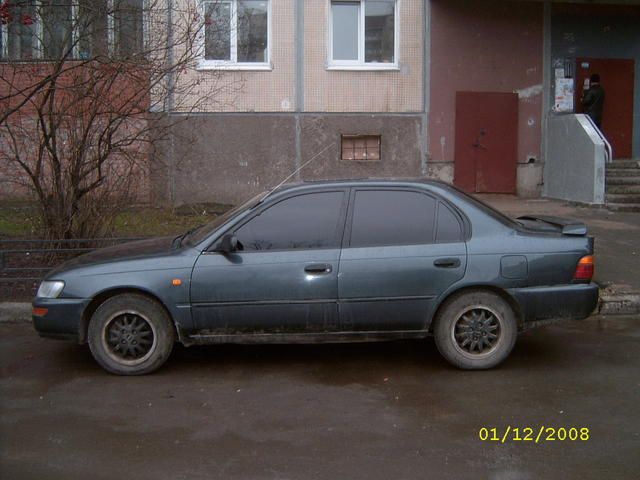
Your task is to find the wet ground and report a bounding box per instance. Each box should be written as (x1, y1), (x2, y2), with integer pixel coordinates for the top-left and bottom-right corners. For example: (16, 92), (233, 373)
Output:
(1, 316), (639, 480)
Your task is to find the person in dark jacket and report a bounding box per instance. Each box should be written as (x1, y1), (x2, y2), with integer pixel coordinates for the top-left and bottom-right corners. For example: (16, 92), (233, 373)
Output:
(582, 73), (605, 129)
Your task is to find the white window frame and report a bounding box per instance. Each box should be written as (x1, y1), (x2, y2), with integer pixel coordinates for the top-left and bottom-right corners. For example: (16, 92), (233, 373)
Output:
(0, 0), (40, 61)
(197, 0), (272, 71)
(0, 18), (8, 60)
(0, 0), (146, 62)
(327, 0), (399, 71)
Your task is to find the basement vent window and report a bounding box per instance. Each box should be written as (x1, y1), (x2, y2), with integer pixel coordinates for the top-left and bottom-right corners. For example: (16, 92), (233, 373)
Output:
(341, 135), (381, 161)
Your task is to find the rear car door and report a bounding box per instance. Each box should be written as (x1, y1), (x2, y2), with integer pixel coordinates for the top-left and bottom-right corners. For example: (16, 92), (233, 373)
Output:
(190, 190), (348, 333)
(338, 188), (467, 331)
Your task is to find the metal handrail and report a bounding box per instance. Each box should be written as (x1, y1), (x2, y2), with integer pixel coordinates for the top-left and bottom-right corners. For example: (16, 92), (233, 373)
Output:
(583, 115), (613, 163)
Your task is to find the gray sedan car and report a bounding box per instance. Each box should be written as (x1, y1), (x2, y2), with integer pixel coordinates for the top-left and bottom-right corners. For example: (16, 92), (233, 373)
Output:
(33, 180), (598, 375)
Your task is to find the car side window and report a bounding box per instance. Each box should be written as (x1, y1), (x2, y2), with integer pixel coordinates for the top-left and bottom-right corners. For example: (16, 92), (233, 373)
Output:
(436, 202), (463, 243)
(234, 191), (345, 251)
(349, 190), (436, 247)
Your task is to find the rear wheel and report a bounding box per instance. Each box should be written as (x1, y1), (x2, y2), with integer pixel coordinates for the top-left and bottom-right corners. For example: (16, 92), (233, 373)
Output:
(433, 290), (517, 370)
(88, 294), (175, 375)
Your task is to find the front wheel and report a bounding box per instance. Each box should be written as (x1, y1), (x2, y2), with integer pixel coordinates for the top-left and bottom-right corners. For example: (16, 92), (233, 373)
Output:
(88, 294), (175, 375)
(433, 290), (517, 370)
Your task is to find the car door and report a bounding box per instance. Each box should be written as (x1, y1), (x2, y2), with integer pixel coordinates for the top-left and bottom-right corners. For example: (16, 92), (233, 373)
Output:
(338, 188), (467, 331)
(190, 189), (348, 334)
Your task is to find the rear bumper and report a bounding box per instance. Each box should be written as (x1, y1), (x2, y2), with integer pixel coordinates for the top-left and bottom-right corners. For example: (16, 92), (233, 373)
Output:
(32, 297), (90, 342)
(509, 283), (599, 323)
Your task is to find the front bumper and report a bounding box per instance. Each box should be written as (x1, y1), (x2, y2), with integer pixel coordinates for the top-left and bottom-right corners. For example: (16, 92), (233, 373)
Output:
(32, 297), (90, 342)
(509, 282), (599, 324)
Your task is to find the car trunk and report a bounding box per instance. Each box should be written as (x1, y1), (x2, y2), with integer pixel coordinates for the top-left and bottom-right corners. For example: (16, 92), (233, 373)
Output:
(515, 215), (588, 236)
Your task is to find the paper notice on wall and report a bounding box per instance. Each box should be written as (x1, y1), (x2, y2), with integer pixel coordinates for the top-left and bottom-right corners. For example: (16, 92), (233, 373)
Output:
(554, 78), (574, 112)
(555, 68), (565, 79)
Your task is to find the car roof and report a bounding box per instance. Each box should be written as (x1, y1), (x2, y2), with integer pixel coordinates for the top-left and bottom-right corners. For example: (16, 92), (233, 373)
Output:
(265, 178), (451, 199)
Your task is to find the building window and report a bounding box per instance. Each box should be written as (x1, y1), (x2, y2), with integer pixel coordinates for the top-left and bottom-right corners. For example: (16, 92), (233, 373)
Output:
(78, 0), (109, 59)
(0, 0), (143, 62)
(200, 0), (270, 69)
(329, 0), (397, 69)
(114, 0), (144, 58)
(41, 0), (73, 59)
(1, 0), (37, 60)
(341, 134), (381, 161)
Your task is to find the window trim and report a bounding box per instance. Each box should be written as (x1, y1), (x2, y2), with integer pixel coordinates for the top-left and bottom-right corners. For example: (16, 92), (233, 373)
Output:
(210, 189), (350, 254)
(327, 0), (400, 71)
(197, 0), (272, 71)
(344, 187), (437, 249)
(343, 187), (468, 249)
(0, 0), (146, 63)
(341, 134), (382, 161)
(435, 201), (464, 244)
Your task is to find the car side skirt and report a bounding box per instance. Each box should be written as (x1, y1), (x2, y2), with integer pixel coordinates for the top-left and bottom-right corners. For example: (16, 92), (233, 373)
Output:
(186, 330), (431, 345)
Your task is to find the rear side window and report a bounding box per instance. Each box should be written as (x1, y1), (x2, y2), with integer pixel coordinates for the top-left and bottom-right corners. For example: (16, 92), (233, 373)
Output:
(349, 190), (436, 247)
(235, 191), (345, 251)
(436, 202), (463, 243)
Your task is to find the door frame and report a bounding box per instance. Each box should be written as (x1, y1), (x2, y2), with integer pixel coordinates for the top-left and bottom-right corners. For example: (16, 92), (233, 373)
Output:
(190, 187), (351, 333)
(574, 57), (635, 159)
(454, 91), (519, 194)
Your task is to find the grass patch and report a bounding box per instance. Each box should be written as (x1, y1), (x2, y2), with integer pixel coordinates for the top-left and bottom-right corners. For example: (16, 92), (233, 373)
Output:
(0, 204), (42, 238)
(0, 203), (232, 239)
(114, 207), (219, 237)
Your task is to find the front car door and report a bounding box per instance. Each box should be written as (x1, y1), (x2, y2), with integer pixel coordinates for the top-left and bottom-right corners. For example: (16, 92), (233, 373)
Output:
(190, 189), (348, 334)
(338, 188), (467, 331)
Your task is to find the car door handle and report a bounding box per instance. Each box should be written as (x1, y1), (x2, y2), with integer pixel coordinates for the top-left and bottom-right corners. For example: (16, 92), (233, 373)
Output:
(304, 263), (332, 274)
(434, 258), (461, 268)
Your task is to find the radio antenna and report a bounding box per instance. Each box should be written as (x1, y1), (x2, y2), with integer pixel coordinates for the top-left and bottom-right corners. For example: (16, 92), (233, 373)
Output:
(263, 142), (335, 199)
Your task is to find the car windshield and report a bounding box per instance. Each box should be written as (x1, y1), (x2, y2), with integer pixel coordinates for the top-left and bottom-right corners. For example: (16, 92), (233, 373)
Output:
(183, 191), (267, 247)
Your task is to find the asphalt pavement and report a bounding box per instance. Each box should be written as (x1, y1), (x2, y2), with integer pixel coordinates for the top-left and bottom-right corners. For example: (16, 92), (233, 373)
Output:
(1, 317), (639, 480)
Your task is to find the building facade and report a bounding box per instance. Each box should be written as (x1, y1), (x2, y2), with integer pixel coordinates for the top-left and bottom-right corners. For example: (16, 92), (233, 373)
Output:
(155, 0), (640, 206)
(2, 0), (639, 206)
(155, 0), (427, 205)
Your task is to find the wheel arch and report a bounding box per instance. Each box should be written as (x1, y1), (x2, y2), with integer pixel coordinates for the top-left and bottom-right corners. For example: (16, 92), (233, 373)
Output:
(429, 284), (525, 332)
(79, 287), (182, 344)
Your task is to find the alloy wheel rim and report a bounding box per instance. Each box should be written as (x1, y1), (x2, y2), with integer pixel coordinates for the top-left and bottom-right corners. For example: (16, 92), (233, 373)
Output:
(103, 311), (156, 365)
(451, 306), (502, 358)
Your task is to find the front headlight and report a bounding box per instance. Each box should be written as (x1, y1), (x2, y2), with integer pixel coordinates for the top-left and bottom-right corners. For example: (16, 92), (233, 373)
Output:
(37, 280), (65, 298)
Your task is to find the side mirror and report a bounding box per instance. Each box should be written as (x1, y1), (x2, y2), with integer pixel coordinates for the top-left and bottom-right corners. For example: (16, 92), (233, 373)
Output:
(215, 234), (239, 254)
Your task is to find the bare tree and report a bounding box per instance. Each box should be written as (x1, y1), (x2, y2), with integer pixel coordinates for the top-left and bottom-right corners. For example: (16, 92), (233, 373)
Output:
(0, 0), (237, 239)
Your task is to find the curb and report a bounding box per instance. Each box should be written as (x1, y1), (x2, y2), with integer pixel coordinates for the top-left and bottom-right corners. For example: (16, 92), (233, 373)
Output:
(0, 302), (32, 324)
(598, 292), (640, 316)
(1, 292), (639, 324)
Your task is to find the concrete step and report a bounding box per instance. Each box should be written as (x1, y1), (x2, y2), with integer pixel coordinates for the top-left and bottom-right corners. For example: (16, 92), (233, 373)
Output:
(607, 160), (640, 169)
(605, 168), (640, 177)
(606, 184), (640, 194)
(605, 176), (640, 186)
(605, 203), (640, 213)
(606, 193), (640, 204)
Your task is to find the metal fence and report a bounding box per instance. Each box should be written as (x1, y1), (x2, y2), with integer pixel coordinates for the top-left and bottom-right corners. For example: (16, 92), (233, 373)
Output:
(0, 238), (148, 300)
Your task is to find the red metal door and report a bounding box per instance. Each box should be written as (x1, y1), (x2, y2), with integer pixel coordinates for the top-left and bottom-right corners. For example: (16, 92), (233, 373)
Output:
(454, 92), (518, 194)
(575, 58), (634, 159)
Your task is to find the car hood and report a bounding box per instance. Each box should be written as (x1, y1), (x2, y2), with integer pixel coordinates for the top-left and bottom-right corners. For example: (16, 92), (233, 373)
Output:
(47, 236), (177, 276)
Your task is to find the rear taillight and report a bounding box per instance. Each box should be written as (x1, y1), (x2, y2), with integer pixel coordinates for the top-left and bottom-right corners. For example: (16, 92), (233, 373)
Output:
(574, 255), (594, 281)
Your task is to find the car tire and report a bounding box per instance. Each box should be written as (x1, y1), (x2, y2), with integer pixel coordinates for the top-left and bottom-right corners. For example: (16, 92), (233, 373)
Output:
(433, 290), (517, 370)
(88, 294), (175, 375)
